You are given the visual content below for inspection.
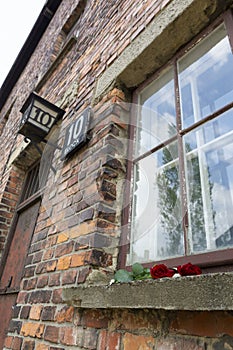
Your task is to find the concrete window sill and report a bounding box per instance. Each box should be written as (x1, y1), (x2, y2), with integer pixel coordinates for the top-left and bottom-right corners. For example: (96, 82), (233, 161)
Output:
(63, 272), (233, 311)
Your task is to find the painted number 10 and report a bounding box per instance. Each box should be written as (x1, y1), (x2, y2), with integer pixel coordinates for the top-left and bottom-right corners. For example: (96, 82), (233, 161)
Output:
(66, 114), (84, 146)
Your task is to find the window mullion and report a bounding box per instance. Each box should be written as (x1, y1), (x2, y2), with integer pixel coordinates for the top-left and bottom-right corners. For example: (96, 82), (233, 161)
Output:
(174, 60), (189, 255)
(223, 9), (233, 54)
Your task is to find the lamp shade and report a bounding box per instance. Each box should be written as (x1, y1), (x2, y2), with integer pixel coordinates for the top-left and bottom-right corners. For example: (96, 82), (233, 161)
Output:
(19, 92), (65, 142)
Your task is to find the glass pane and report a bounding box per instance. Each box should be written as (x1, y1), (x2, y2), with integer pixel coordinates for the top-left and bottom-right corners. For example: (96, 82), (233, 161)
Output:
(136, 67), (176, 158)
(179, 24), (233, 129)
(184, 110), (233, 253)
(128, 141), (184, 265)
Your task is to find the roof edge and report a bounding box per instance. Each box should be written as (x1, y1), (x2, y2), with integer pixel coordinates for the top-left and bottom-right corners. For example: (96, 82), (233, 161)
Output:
(0, 0), (62, 113)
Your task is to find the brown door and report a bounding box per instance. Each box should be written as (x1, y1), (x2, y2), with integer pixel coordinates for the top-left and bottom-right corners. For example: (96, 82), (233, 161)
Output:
(0, 200), (40, 349)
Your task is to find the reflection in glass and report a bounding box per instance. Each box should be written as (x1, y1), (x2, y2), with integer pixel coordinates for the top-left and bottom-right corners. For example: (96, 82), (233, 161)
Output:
(184, 111), (233, 253)
(179, 24), (233, 129)
(129, 141), (184, 264)
(136, 67), (176, 158)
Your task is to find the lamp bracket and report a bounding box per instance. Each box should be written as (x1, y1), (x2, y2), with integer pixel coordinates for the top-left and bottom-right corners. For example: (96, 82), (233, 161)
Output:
(24, 137), (57, 174)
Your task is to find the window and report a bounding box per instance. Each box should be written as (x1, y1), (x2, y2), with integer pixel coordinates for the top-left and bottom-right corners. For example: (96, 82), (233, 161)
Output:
(52, 0), (87, 60)
(20, 162), (40, 204)
(127, 18), (233, 268)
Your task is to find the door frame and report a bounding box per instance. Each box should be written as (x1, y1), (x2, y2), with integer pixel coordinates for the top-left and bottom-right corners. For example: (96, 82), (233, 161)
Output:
(0, 191), (42, 282)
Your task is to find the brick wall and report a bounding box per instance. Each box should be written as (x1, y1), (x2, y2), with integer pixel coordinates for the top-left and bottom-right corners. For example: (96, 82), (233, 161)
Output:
(0, 0), (233, 349)
(0, 166), (25, 259)
(4, 308), (233, 349)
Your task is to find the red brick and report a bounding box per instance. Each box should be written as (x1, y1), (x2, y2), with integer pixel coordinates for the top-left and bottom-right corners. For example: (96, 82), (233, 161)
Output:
(25, 278), (37, 290)
(55, 240), (74, 257)
(69, 221), (96, 239)
(46, 260), (57, 272)
(17, 291), (29, 304)
(57, 256), (71, 270)
(37, 275), (49, 288)
(12, 337), (23, 350)
(29, 305), (43, 320)
(171, 311), (233, 337)
(43, 248), (54, 260)
(77, 266), (91, 283)
(45, 235), (57, 248)
(29, 290), (52, 304)
(123, 333), (155, 350)
(79, 207), (94, 223)
(32, 251), (43, 263)
(82, 310), (109, 329)
(35, 344), (49, 350)
(20, 322), (44, 338)
(61, 269), (77, 284)
(20, 305), (31, 319)
(35, 262), (47, 274)
(98, 330), (107, 350)
(24, 266), (36, 278)
(22, 339), (35, 350)
(57, 233), (69, 243)
(41, 306), (56, 321)
(8, 320), (22, 334)
(76, 327), (84, 347)
(70, 252), (86, 267)
(156, 338), (204, 350)
(89, 249), (112, 267)
(74, 310), (82, 326)
(4, 336), (13, 348)
(48, 273), (61, 287)
(98, 331), (121, 350)
(83, 328), (98, 349)
(56, 306), (74, 323)
(52, 288), (63, 304)
(67, 174), (79, 187)
(60, 326), (77, 346)
(44, 325), (59, 343)
(112, 310), (159, 331)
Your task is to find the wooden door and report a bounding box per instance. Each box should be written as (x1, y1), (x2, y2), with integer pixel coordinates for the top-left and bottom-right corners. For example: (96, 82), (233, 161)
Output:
(0, 200), (40, 348)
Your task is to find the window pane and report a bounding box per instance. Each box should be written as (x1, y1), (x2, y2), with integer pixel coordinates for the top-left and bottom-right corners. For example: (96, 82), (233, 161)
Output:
(184, 110), (233, 253)
(136, 67), (176, 158)
(128, 141), (184, 264)
(179, 24), (233, 129)
(132, 22), (233, 265)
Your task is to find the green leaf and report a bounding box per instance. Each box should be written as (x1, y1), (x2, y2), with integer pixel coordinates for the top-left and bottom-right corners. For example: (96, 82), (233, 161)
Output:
(141, 272), (152, 279)
(143, 268), (151, 274)
(132, 263), (144, 276)
(114, 269), (133, 283)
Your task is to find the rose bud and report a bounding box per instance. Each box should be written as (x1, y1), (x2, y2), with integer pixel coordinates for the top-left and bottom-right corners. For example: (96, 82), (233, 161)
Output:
(150, 264), (175, 279)
(177, 262), (202, 276)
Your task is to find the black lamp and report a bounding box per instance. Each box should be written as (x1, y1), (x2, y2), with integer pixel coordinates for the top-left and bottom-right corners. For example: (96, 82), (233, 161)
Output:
(19, 92), (65, 143)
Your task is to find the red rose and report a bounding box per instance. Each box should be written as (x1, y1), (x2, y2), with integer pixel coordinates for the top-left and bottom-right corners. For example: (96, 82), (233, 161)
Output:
(150, 264), (175, 279)
(177, 263), (202, 276)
